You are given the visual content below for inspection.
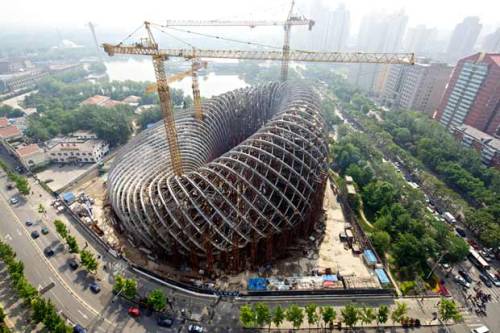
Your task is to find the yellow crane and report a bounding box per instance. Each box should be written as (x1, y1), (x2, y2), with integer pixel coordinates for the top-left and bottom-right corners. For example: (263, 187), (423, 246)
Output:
(163, 0), (314, 82)
(103, 22), (414, 177)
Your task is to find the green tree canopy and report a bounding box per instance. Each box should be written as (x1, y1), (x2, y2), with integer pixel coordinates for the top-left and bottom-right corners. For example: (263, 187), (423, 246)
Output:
(286, 305), (304, 330)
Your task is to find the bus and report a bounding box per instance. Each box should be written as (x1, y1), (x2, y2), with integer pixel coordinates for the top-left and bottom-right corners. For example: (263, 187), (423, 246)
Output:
(468, 248), (490, 270)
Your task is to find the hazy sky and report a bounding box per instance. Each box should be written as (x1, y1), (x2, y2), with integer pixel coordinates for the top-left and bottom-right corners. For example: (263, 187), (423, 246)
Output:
(1, 0), (499, 33)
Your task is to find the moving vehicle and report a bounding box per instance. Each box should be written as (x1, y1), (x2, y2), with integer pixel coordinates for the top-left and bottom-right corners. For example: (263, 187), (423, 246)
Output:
(455, 227), (466, 238)
(479, 274), (492, 288)
(471, 326), (489, 333)
(458, 270), (473, 283)
(468, 248), (490, 270)
(128, 307), (140, 317)
(25, 220), (33, 227)
(31, 230), (40, 239)
(44, 247), (55, 257)
(443, 212), (456, 224)
(73, 324), (87, 333)
(467, 239), (480, 250)
(483, 270), (500, 287)
(454, 275), (470, 288)
(89, 282), (101, 294)
(9, 196), (18, 205)
(41, 226), (49, 235)
(188, 324), (205, 333)
(157, 315), (174, 327)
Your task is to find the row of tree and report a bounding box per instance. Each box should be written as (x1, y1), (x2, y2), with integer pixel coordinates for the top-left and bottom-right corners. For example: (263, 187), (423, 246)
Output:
(0, 240), (72, 332)
(111, 275), (168, 312)
(240, 300), (461, 331)
(0, 160), (30, 195)
(53, 220), (98, 273)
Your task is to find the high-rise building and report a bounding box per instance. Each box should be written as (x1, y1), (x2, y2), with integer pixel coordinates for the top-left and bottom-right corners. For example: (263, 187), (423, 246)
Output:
(482, 28), (500, 53)
(382, 61), (452, 115)
(435, 53), (500, 137)
(348, 11), (408, 92)
(403, 25), (437, 54)
(446, 17), (482, 63)
(306, 1), (350, 51)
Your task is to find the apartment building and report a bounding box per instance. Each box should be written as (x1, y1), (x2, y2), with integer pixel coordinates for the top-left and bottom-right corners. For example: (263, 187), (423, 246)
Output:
(46, 132), (109, 164)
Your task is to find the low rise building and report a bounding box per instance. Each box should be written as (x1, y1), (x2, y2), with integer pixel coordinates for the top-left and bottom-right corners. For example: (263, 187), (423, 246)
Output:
(0, 125), (22, 141)
(80, 95), (124, 108)
(0, 117), (8, 128)
(453, 125), (500, 168)
(122, 95), (141, 106)
(15, 144), (48, 168)
(46, 132), (109, 164)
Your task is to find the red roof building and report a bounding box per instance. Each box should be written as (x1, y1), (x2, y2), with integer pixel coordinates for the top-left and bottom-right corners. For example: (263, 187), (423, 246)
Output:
(0, 125), (22, 140)
(0, 117), (8, 128)
(435, 53), (500, 137)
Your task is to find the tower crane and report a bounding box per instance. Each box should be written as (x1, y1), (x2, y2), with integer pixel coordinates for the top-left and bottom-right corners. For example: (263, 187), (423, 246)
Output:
(102, 21), (415, 177)
(162, 0), (314, 82)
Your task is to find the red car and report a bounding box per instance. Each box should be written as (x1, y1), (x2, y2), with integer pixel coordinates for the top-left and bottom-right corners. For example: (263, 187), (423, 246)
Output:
(128, 307), (140, 317)
(467, 239), (480, 250)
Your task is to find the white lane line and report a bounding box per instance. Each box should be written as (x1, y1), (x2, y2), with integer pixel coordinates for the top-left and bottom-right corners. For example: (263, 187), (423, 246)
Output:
(77, 310), (89, 320)
(0, 195), (114, 326)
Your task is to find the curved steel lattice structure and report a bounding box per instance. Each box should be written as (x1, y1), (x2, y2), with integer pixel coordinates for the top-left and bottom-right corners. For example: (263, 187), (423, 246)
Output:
(108, 82), (328, 271)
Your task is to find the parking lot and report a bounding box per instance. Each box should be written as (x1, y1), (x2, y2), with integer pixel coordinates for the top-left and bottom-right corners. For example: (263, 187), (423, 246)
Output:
(37, 163), (93, 192)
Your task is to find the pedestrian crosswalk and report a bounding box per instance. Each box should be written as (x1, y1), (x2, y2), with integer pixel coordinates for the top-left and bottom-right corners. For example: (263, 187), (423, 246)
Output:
(460, 308), (483, 328)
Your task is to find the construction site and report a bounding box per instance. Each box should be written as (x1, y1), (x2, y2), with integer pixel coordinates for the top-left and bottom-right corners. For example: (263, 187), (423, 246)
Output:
(89, 2), (415, 292)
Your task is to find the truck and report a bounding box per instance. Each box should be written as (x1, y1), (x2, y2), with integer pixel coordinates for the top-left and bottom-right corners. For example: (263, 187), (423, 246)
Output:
(443, 212), (456, 224)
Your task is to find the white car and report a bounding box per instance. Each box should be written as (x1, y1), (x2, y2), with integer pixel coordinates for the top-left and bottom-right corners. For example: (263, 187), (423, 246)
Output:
(454, 275), (470, 288)
(471, 325), (489, 333)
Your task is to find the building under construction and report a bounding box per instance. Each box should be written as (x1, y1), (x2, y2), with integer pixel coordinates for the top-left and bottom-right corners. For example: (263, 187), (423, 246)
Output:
(107, 82), (328, 272)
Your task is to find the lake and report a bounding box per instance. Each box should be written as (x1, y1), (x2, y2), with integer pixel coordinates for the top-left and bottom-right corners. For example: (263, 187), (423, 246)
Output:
(105, 59), (248, 98)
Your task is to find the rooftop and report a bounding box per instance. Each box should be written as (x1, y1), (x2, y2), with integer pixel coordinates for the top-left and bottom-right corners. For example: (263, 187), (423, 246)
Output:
(0, 125), (21, 139)
(16, 143), (43, 157)
(80, 95), (110, 106)
(456, 125), (500, 150)
(0, 117), (8, 128)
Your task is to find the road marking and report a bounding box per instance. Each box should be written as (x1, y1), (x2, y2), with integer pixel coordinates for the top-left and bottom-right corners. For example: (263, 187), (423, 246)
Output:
(78, 310), (89, 320)
(0, 195), (114, 326)
(16, 229), (22, 236)
(4, 233), (12, 241)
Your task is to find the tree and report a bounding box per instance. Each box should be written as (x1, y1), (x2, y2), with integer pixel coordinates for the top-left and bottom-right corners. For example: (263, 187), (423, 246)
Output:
(66, 235), (79, 253)
(286, 305), (304, 331)
(113, 275), (137, 300)
(359, 307), (376, 327)
(362, 181), (397, 216)
(38, 203), (46, 215)
(305, 304), (319, 331)
(341, 304), (359, 330)
(272, 305), (285, 329)
(239, 305), (255, 328)
(0, 305), (6, 324)
(390, 302), (408, 325)
(53, 220), (69, 239)
(31, 297), (48, 324)
(320, 306), (336, 329)
(254, 303), (271, 329)
(146, 289), (167, 312)
(15, 175), (30, 195)
(79, 250), (98, 273)
(370, 231), (391, 257)
(438, 298), (462, 324)
(377, 305), (389, 327)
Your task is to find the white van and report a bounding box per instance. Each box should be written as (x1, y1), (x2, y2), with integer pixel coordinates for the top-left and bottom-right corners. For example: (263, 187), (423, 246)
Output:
(471, 326), (489, 333)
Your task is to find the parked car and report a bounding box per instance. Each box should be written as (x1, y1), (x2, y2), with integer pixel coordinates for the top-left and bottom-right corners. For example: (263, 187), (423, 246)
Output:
(128, 307), (140, 317)
(44, 247), (55, 257)
(25, 220), (33, 227)
(454, 275), (470, 288)
(455, 227), (467, 238)
(89, 282), (101, 294)
(157, 315), (174, 327)
(9, 196), (18, 205)
(41, 226), (49, 235)
(458, 270), (473, 283)
(68, 259), (79, 270)
(479, 274), (493, 288)
(188, 324), (205, 333)
(31, 230), (40, 239)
